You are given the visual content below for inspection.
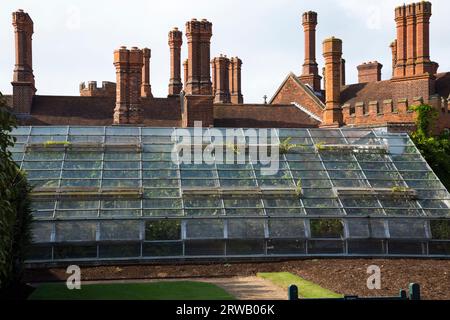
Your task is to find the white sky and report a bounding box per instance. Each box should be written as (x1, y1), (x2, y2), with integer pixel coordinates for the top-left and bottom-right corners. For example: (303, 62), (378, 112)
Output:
(1, 0), (449, 103)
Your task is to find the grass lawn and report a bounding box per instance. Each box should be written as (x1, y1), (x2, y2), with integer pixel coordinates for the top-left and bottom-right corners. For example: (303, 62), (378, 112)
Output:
(258, 272), (342, 299)
(29, 281), (235, 300)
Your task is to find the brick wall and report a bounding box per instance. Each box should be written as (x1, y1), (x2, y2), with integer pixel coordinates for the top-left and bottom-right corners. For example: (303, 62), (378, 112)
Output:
(79, 81), (116, 97)
(182, 94), (214, 127)
(271, 75), (324, 118)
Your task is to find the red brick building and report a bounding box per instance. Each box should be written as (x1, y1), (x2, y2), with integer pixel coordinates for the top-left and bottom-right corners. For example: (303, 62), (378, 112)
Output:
(4, 2), (450, 132)
(271, 2), (450, 133)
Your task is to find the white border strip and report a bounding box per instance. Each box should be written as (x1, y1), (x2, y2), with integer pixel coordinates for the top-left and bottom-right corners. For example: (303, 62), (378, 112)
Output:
(291, 102), (323, 123)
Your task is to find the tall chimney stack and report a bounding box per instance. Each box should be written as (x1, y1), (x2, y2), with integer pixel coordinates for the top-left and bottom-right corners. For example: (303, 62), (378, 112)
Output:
(168, 27), (183, 96)
(141, 48), (153, 98)
(394, 5), (407, 78)
(321, 37), (343, 128)
(415, 1), (433, 75)
(185, 19), (212, 95)
(390, 40), (398, 77)
(212, 55), (231, 103)
(405, 3), (417, 76)
(183, 59), (188, 89)
(229, 57), (243, 104)
(11, 9), (36, 114)
(113, 46), (143, 124)
(128, 47), (143, 124)
(300, 11), (321, 92)
(114, 47), (130, 124)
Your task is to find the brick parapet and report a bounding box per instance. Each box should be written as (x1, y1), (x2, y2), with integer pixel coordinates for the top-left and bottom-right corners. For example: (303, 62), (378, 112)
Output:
(80, 81), (116, 97)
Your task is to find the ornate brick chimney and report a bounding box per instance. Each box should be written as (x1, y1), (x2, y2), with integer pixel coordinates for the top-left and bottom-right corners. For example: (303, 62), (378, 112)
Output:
(141, 48), (153, 98)
(128, 47), (143, 124)
(11, 9), (36, 114)
(299, 11), (321, 92)
(211, 55), (230, 103)
(393, 1), (435, 79)
(405, 3), (417, 76)
(415, 1), (433, 75)
(168, 27), (183, 96)
(321, 37), (343, 128)
(114, 47), (129, 124)
(182, 19), (214, 127)
(185, 19), (212, 95)
(229, 57), (243, 104)
(394, 5), (407, 78)
(390, 40), (398, 77)
(113, 46), (143, 124)
(183, 59), (188, 89)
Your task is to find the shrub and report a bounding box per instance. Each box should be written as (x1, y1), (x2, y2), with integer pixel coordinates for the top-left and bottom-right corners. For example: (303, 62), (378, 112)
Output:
(0, 93), (33, 291)
(410, 104), (450, 191)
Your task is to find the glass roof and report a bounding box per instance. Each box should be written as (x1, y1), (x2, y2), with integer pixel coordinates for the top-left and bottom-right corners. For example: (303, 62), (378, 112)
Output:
(10, 126), (450, 262)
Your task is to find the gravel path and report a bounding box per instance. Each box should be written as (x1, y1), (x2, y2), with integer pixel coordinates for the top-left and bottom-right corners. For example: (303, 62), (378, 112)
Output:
(205, 276), (287, 300)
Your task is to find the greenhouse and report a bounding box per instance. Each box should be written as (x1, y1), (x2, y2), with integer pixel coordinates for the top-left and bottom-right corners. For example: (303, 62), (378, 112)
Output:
(9, 126), (450, 264)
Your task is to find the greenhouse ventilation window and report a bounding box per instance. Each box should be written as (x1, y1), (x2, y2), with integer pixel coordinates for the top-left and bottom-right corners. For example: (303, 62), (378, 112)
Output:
(8, 126), (450, 264)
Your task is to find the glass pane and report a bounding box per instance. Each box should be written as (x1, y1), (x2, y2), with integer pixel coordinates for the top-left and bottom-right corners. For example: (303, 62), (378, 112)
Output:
(388, 220), (428, 239)
(145, 220), (181, 240)
(55, 222), (96, 241)
(185, 220), (224, 239)
(269, 219), (306, 238)
(346, 219), (387, 238)
(32, 223), (53, 243)
(142, 242), (183, 257)
(185, 240), (225, 256)
(267, 240), (306, 255)
(99, 244), (140, 258)
(100, 221), (140, 240)
(226, 240), (265, 255)
(310, 219), (344, 239)
(430, 220), (450, 240)
(227, 219), (265, 238)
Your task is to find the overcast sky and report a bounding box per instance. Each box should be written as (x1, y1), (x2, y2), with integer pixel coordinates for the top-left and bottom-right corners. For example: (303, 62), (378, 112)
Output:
(1, 0), (449, 103)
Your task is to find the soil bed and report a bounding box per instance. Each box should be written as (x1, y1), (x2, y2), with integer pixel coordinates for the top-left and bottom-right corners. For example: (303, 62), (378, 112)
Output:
(24, 259), (450, 300)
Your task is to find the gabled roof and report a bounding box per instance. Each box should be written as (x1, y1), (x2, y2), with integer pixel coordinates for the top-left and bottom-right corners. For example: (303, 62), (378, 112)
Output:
(269, 72), (326, 109)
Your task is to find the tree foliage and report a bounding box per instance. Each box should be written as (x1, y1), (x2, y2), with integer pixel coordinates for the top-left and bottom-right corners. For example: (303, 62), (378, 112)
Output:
(0, 92), (33, 291)
(410, 104), (450, 190)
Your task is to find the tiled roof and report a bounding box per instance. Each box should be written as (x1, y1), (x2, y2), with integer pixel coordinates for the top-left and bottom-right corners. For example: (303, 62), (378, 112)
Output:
(340, 80), (393, 106)
(14, 95), (181, 126)
(340, 72), (450, 106)
(436, 72), (450, 98)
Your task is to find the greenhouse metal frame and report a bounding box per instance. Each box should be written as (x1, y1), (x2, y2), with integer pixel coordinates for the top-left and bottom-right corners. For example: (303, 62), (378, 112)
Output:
(9, 126), (450, 265)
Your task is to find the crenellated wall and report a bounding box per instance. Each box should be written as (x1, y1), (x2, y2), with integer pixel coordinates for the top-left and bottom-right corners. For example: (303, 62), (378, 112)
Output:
(343, 94), (450, 134)
(79, 81), (116, 97)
